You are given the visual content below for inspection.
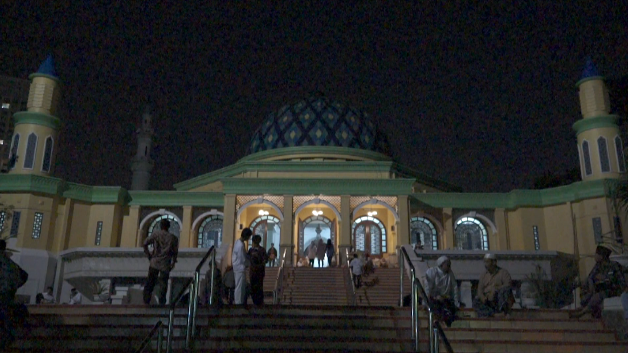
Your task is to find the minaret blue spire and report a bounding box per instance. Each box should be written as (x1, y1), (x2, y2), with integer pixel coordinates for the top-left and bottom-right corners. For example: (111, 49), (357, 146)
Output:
(36, 55), (58, 78)
(581, 57), (600, 80)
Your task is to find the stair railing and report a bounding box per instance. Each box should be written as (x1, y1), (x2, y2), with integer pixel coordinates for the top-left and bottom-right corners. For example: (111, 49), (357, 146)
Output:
(273, 248), (288, 304)
(399, 246), (454, 353)
(134, 320), (163, 353)
(166, 245), (215, 353)
(345, 248), (357, 306)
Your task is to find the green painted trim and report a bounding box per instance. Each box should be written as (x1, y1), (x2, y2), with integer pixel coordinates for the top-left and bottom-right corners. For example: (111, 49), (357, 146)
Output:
(239, 146), (392, 163)
(222, 178), (415, 195)
(128, 191), (225, 206)
(63, 183), (129, 204)
(14, 112), (61, 130)
(575, 76), (605, 87)
(572, 115), (618, 135)
(0, 174), (66, 195)
(28, 73), (60, 83)
(391, 163), (462, 192)
(413, 179), (609, 209)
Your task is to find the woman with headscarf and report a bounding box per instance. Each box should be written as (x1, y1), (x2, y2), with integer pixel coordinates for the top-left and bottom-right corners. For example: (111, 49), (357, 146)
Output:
(316, 238), (326, 268)
(570, 244), (627, 319)
(325, 239), (335, 267)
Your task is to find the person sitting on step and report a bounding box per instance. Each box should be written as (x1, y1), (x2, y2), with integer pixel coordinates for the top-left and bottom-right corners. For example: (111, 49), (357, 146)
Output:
(570, 244), (627, 319)
(425, 256), (459, 327)
(473, 253), (515, 318)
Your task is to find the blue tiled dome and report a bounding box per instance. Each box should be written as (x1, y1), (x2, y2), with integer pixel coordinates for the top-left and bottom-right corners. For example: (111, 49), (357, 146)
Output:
(248, 96), (390, 155)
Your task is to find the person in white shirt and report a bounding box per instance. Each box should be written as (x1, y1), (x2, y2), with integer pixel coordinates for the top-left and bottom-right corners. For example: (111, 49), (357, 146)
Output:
(232, 228), (252, 306)
(68, 288), (82, 305)
(424, 256), (459, 327)
(349, 253), (363, 288)
(41, 287), (55, 304)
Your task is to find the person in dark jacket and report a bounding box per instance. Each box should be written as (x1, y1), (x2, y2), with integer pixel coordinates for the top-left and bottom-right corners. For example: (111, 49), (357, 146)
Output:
(247, 235), (269, 307)
(0, 239), (29, 350)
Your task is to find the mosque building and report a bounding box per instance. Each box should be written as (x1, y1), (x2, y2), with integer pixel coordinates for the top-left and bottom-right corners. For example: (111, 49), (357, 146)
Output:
(0, 56), (625, 304)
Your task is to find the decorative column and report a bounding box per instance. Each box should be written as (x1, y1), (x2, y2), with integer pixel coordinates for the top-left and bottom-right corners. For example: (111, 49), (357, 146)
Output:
(396, 195), (410, 247)
(494, 208), (508, 250)
(442, 208), (455, 249)
(222, 195), (237, 245)
(338, 195), (352, 266)
(280, 195), (295, 265)
(180, 206), (194, 248)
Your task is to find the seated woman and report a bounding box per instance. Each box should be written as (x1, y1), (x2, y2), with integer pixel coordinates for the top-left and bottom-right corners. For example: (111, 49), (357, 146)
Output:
(571, 244), (627, 319)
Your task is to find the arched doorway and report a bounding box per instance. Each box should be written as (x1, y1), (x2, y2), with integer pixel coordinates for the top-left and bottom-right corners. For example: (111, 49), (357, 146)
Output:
(298, 215), (336, 268)
(249, 215), (281, 253)
(147, 214), (181, 238)
(410, 217), (439, 250)
(352, 216), (387, 257)
(454, 217), (489, 250)
(197, 215), (223, 248)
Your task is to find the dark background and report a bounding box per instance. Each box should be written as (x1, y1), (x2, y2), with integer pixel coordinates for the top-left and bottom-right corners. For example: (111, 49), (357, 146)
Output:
(1, 2), (627, 192)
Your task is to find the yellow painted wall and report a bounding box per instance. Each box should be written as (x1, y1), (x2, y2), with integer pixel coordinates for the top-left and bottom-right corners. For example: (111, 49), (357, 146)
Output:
(542, 203), (575, 253)
(577, 127), (622, 180)
(66, 202), (90, 249)
(119, 206), (140, 247)
(505, 208), (545, 251)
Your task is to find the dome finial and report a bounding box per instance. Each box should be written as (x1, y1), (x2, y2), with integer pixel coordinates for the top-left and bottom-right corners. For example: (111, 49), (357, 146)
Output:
(36, 54), (58, 78)
(581, 57), (600, 80)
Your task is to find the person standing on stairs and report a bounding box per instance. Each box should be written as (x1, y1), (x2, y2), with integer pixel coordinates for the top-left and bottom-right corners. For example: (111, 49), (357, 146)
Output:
(325, 239), (335, 267)
(0, 239), (29, 350)
(425, 256), (459, 327)
(268, 243), (278, 267)
(350, 253), (364, 288)
(142, 219), (179, 306)
(307, 240), (317, 267)
(248, 235), (269, 307)
(316, 238), (326, 268)
(232, 228), (252, 307)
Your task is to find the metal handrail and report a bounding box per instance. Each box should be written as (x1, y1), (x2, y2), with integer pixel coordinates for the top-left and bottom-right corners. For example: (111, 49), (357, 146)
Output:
(399, 246), (454, 353)
(135, 320), (163, 353)
(273, 248), (288, 304)
(166, 245), (215, 353)
(345, 248), (357, 306)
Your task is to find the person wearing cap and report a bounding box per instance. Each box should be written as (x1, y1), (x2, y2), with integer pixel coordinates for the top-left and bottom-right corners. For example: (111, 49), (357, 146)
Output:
(0, 239), (29, 350)
(474, 253), (515, 317)
(424, 256), (459, 327)
(570, 244), (627, 319)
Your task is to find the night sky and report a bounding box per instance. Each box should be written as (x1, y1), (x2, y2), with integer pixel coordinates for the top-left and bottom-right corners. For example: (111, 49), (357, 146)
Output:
(1, 2), (627, 192)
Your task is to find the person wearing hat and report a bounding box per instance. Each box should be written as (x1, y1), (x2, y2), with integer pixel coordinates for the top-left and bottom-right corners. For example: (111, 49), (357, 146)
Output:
(570, 244), (627, 319)
(474, 253), (515, 317)
(0, 239), (29, 350)
(424, 256), (459, 327)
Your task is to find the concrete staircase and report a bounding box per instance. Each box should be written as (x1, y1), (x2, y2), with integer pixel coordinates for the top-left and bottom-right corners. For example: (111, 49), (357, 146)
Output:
(280, 267), (349, 305)
(7, 304), (626, 353)
(357, 267), (411, 306)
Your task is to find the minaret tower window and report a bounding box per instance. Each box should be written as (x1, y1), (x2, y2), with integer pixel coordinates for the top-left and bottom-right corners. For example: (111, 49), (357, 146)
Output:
(615, 136), (626, 173)
(41, 136), (53, 172)
(23, 133), (38, 169)
(597, 136), (610, 173)
(9, 134), (19, 159)
(582, 141), (592, 176)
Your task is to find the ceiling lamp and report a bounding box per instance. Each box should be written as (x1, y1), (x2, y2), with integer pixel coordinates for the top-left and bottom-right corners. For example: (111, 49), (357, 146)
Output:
(258, 210), (269, 216)
(312, 209), (323, 216)
(367, 210), (378, 217)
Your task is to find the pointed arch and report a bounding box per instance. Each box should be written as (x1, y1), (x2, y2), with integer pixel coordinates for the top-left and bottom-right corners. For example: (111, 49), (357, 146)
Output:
(294, 197), (342, 221)
(615, 135), (626, 173)
(23, 132), (38, 169)
(582, 140), (592, 176)
(352, 198), (400, 222)
(598, 136), (610, 173)
(41, 136), (54, 172)
(236, 197), (284, 221)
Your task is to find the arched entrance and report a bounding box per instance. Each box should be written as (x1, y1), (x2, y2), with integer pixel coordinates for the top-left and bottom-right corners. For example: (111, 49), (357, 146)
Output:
(352, 216), (387, 257)
(454, 217), (489, 250)
(197, 215), (223, 248)
(298, 215), (336, 268)
(249, 215), (281, 252)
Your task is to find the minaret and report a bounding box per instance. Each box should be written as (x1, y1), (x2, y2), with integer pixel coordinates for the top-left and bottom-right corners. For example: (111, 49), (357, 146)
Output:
(9, 55), (61, 175)
(573, 58), (624, 181)
(130, 105), (154, 190)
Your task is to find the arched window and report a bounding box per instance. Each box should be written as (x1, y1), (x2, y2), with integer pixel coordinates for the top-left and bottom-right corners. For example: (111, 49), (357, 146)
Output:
(352, 216), (387, 256)
(615, 136), (626, 173)
(197, 215), (223, 248)
(582, 141), (592, 176)
(8, 134), (19, 169)
(598, 137), (610, 173)
(454, 217), (488, 250)
(23, 133), (38, 169)
(249, 215), (281, 252)
(410, 217), (438, 250)
(147, 215), (181, 237)
(41, 136), (53, 172)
